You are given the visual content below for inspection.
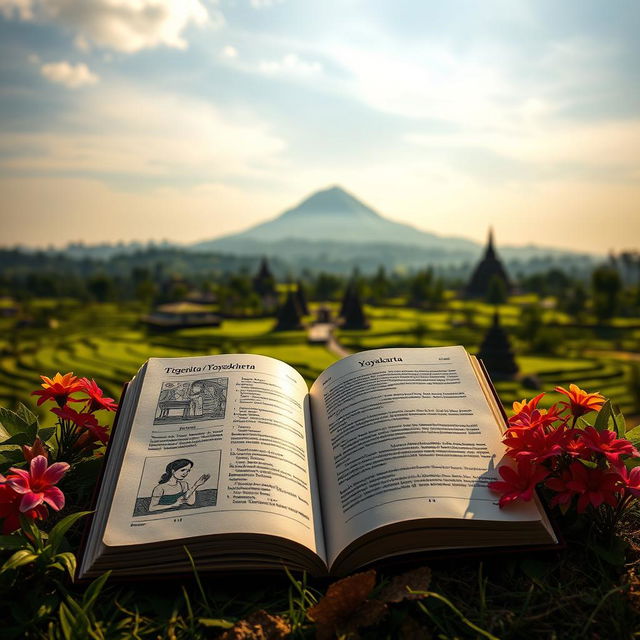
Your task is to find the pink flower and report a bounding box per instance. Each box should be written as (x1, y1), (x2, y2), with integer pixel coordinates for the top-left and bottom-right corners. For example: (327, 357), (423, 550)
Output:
(0, 482), (48, 534)
(489, 459), (549, 508)
(5, 455), (69, 513)
(579, 427), (639, 465)
(615, 465), (640, 498)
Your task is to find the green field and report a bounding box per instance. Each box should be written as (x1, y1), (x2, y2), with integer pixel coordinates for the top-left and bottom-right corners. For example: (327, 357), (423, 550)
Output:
(1, 300), (638, 423)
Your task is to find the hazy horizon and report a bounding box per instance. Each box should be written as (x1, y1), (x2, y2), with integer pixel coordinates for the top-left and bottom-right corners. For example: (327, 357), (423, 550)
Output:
(2, 1), (639, 254)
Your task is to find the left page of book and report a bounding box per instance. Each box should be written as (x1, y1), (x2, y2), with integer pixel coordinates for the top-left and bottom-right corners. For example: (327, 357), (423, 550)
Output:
(102, 354), (326, 563)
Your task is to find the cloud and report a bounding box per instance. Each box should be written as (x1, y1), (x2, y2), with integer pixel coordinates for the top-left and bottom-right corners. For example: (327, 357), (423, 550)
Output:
(0, 0), (219, 52)
(0, 84), (286, 180)
(40, 61), (99, 88)
(219, 45), (237, 59)
(257, 53), (322, 76)
(249, 0), (285, 9)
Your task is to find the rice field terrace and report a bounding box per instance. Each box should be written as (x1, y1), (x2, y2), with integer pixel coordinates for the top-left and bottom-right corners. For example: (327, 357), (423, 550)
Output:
(1, 299), (639, 424)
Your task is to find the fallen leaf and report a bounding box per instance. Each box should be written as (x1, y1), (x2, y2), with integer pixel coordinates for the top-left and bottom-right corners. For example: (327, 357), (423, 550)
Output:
(307, 570), (376, 640)
(219, 609), (291, 640)
(378, 567), (432, 603)
(347, 599), (388, 629)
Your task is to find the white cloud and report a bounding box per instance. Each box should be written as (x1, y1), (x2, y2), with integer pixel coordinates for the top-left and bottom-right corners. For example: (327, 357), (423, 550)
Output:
(0, 0), (219, 52)
(0, 84), (286, 179)
(40, 61), (99, 88)
(257, 53), (322, 76)
(220, 45), (238, 59)
(249, 0), (284, 9)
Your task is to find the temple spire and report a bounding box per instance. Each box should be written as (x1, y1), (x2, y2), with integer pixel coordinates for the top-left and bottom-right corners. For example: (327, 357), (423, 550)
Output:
(486, 227), (496, 258)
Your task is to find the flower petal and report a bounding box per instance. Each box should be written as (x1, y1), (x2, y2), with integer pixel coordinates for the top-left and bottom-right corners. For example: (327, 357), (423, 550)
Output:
(42, 486), (65, 511)
(19, 491), (43, 512)
(6, 476), (30, 494)
(41, 461), (70, 485)
(30, 455), (48, 481)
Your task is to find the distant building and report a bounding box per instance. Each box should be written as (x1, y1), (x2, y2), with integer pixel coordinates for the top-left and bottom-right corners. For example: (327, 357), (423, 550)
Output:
(274, 289), (304, 331)
(340, 280), (370, 330)
(252, 257), (278, 311)
(465, 229), (511, 299)
(477, 312), (519, 379)
(143, 302), (222, 329)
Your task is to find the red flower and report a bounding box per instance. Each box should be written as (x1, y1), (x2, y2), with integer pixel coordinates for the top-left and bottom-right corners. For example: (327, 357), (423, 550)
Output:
(489, 459), (549, 508)
(31, 372), (84, 407)
(510, 394), (545, 424)
(21, 436), (48, 462)
(5, 455), (69, 513)
(79, 378), (118, 413)
(52, 405), (99, 429)
(554, 384), (605, 417)
(614, 465), (640, 498)
(545, 468), (576, 508)
(580, 427), (639, 465)
(561, 429), (592, 459)
(52, 406), (109, 446)
(561, 462), (621, 513)
(0, 482), (48, 534)
(503, 424), (565, 463)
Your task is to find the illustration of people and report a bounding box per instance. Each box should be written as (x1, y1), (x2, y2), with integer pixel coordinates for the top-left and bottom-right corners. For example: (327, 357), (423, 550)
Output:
(148, 458), (211, 512)
(188, 382), (206, 417)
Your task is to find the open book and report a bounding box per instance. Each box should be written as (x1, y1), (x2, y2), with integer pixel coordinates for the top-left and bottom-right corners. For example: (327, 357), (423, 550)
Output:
(78, 346), (558, 579)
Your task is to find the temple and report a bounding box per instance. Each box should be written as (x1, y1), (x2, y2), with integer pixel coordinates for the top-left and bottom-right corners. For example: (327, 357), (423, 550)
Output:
(465, 228), (511, 299)
(477, 312), (519, 379)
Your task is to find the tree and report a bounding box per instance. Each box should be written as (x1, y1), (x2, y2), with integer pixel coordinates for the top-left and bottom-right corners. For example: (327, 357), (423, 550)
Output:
(591, 266), (622, 322)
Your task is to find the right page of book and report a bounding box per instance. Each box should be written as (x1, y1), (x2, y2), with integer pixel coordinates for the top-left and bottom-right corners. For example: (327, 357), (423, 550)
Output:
(309, 346), (546, 567)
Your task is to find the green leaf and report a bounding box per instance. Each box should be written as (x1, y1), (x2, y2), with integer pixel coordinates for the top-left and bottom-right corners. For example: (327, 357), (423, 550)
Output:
(0, 448), (25, 465)
(68, 457), (103, 487)
(593, 400), (611, 432)
(198, 618), (234, 629)
(1, 549), (38, 571)
(58, 602), (75, 640)
(0, 534), (29, 551)
(48, 511), (92, 552)
(20, 513), (44, 550)
(625, 426), (640, 449)
(53, 552), (77, 581)
(610, 403), (626, 438)
(37, 426), (57, 443)
(16, 403), (38, 432)
(0, 432), (32, 447)
(0, 407), (30, 437)
(82, 571), (111, 611)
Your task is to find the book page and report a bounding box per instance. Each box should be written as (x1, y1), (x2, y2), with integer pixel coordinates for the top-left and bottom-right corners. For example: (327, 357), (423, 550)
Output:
(309, 346), (545, 567)
(103, 354), (325, 563)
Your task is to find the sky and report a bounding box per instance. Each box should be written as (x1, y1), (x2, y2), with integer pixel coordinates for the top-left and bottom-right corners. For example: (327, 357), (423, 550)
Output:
(0, 0), (639, 253)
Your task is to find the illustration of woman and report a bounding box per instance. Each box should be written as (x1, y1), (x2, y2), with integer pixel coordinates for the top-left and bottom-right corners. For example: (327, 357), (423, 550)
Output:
(148, 458), (210, 512)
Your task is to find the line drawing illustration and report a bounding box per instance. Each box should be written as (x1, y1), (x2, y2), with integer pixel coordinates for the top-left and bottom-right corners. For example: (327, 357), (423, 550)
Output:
(153, 377), (228, 425)
(133, 451), (221, 517)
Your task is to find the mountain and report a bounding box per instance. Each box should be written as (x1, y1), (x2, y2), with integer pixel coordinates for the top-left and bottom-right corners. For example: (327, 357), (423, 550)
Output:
(193, 186), (477, 251)
(191, 186), (595, 273)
